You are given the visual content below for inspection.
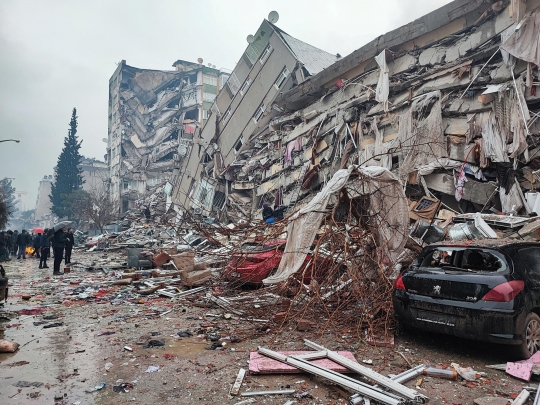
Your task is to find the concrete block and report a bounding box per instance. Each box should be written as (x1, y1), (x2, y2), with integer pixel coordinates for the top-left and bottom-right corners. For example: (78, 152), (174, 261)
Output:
(419, 47), (446, 66)
(180, 269), (211, 287)
(390, 54), (417, 75)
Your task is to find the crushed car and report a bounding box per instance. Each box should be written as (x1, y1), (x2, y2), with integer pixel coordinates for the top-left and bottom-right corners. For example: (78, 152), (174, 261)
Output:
(393, 240), (540, 359)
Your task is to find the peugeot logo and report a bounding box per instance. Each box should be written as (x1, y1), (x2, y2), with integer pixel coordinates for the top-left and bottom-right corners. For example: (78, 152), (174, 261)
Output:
(433, 285), (441, 294)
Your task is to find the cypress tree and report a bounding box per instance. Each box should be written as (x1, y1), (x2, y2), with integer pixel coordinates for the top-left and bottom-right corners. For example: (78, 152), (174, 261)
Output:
(50, 108), (84, 218)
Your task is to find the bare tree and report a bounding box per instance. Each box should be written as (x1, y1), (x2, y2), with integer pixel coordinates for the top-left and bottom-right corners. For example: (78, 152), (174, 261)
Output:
(65, 186), (119, 233)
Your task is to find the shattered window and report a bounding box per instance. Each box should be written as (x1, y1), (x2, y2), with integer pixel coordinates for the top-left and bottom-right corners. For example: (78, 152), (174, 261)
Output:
(275, 67), (290, 88)
(419, 247), (507, 273)
(203, 75), (217, 86)
(196, 180), (214, 208)
(222, 108), (232, 123)
(240, 78), (252, 96)
(259, 44), (273, 64)
(212, 190), (226, 211)
(227, 73), (241, 95)
(219, 74), (229, 90)
(253, 103), (266, 122)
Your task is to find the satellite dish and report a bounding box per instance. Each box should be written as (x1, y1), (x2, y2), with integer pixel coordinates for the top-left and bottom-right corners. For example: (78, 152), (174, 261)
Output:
(268, 11), (279, 24)
(102, 138), (107, 143)
(197, 58), (203, 64)
(246, 34), (255, 44)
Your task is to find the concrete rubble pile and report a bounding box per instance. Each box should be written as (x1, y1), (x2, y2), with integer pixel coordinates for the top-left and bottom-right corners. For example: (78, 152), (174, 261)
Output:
(170, 1), (540, 241)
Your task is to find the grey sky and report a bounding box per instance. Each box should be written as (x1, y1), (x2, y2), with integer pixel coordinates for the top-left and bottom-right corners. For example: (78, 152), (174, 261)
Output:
(0, 0), (451, 207)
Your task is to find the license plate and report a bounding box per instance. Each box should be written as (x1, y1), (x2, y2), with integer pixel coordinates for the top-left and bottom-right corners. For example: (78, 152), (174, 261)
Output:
(415, 310), (456, 327)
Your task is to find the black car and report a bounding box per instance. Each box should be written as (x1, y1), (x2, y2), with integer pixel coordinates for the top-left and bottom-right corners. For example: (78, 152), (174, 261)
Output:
(393, 240), (540, 359)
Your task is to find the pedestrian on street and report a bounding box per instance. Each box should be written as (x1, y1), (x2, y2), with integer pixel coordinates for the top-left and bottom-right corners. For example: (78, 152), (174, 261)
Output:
(39, 229), (51, 269)
(33, 233), (41, 258)
(16, 229), (30, 259)
(65, 228), (74, 264)
(0, 231), (10, 261)
(11, 230), (18, 256)
(52, 226), (67, 275)
(6, 230), (13, 258)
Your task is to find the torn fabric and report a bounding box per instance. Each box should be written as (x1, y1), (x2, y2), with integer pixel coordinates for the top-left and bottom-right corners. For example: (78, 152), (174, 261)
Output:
(481, 111), (509, 163)
(500, 9), (540, 67)
(398, 91), (447, 182)
(374, 50), (390, 112)
(263, 166), (408, 284)
(284, 137), (303, 164)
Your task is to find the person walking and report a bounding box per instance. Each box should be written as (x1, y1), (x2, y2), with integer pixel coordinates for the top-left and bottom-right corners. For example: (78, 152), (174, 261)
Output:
(16, 229), (30, 259)
(6, 230), (13, 259)
(33, 233), (41, 259)
(39, 229), (50, 269)
(0, 231), (9, 261)
(11, 230), (18, 256)
(52, 227), (67, 275)
(65, 228), (74, 264)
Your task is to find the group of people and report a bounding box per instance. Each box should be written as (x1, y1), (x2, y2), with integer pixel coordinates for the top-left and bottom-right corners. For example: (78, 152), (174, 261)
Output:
(0, 227), (75, 275)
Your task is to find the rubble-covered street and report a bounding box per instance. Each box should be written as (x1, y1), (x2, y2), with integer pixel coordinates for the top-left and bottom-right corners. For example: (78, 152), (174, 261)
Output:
(0, 215), (539, 405)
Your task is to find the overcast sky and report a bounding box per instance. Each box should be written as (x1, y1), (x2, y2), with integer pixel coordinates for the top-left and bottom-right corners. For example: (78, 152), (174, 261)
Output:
(0, 0), (452, 207)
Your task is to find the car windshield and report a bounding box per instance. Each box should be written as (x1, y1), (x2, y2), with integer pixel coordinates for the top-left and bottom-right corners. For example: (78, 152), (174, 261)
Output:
(419, 247), (507, 273)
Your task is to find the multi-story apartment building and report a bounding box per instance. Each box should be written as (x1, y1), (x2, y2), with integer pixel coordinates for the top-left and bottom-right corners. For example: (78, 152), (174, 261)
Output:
(107, 60), (229, 212)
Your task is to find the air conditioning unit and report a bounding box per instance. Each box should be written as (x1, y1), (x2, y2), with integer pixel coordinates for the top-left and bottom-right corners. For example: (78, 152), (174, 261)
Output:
(193, 207), (203, 215)
(173, 154), (179, 161)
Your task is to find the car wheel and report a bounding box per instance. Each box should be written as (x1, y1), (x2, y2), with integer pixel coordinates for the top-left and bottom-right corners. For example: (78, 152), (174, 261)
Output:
(516, 312), (540, 359)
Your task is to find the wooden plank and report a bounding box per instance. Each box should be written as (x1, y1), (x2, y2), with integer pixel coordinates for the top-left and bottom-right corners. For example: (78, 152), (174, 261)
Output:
(424, 173), (497, 206)
(230, 368), (246, 396)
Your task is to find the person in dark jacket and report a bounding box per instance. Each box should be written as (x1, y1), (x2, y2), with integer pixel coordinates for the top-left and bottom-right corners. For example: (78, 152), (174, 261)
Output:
(39, 230), (51, 269)
(11, 230), (18, 255)
(0, 231), (9, 261)
(6, 230), (13, 259)
(33, 233), (41, 258)
(65, 228), (74, 264)
(262, 203), (274, 223)
(52, 227), (67, 275)
(16, 229), (30, 259)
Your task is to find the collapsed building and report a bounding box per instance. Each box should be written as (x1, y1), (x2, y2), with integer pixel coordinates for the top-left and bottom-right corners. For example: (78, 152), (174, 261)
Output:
(107, 60), (230, 213)
(171, 0), (540, 231)
(170, 17), (340, 215)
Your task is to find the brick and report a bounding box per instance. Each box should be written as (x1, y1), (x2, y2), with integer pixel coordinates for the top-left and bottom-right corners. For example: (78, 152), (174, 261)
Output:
(297, 319), (311, 331)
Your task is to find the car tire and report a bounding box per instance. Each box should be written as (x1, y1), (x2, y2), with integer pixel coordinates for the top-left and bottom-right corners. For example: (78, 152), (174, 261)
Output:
(516, 312), (540, 359)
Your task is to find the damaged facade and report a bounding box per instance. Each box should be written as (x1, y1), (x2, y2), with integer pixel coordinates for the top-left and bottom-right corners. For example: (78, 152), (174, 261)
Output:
(107, 60), (230, 212)
(171, 0), (540, 229)
(170, 20), (339, 215)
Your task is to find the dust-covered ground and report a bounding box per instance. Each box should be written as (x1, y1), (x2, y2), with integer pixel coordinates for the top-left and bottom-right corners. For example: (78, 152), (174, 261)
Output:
(0, 251), (535, 405)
